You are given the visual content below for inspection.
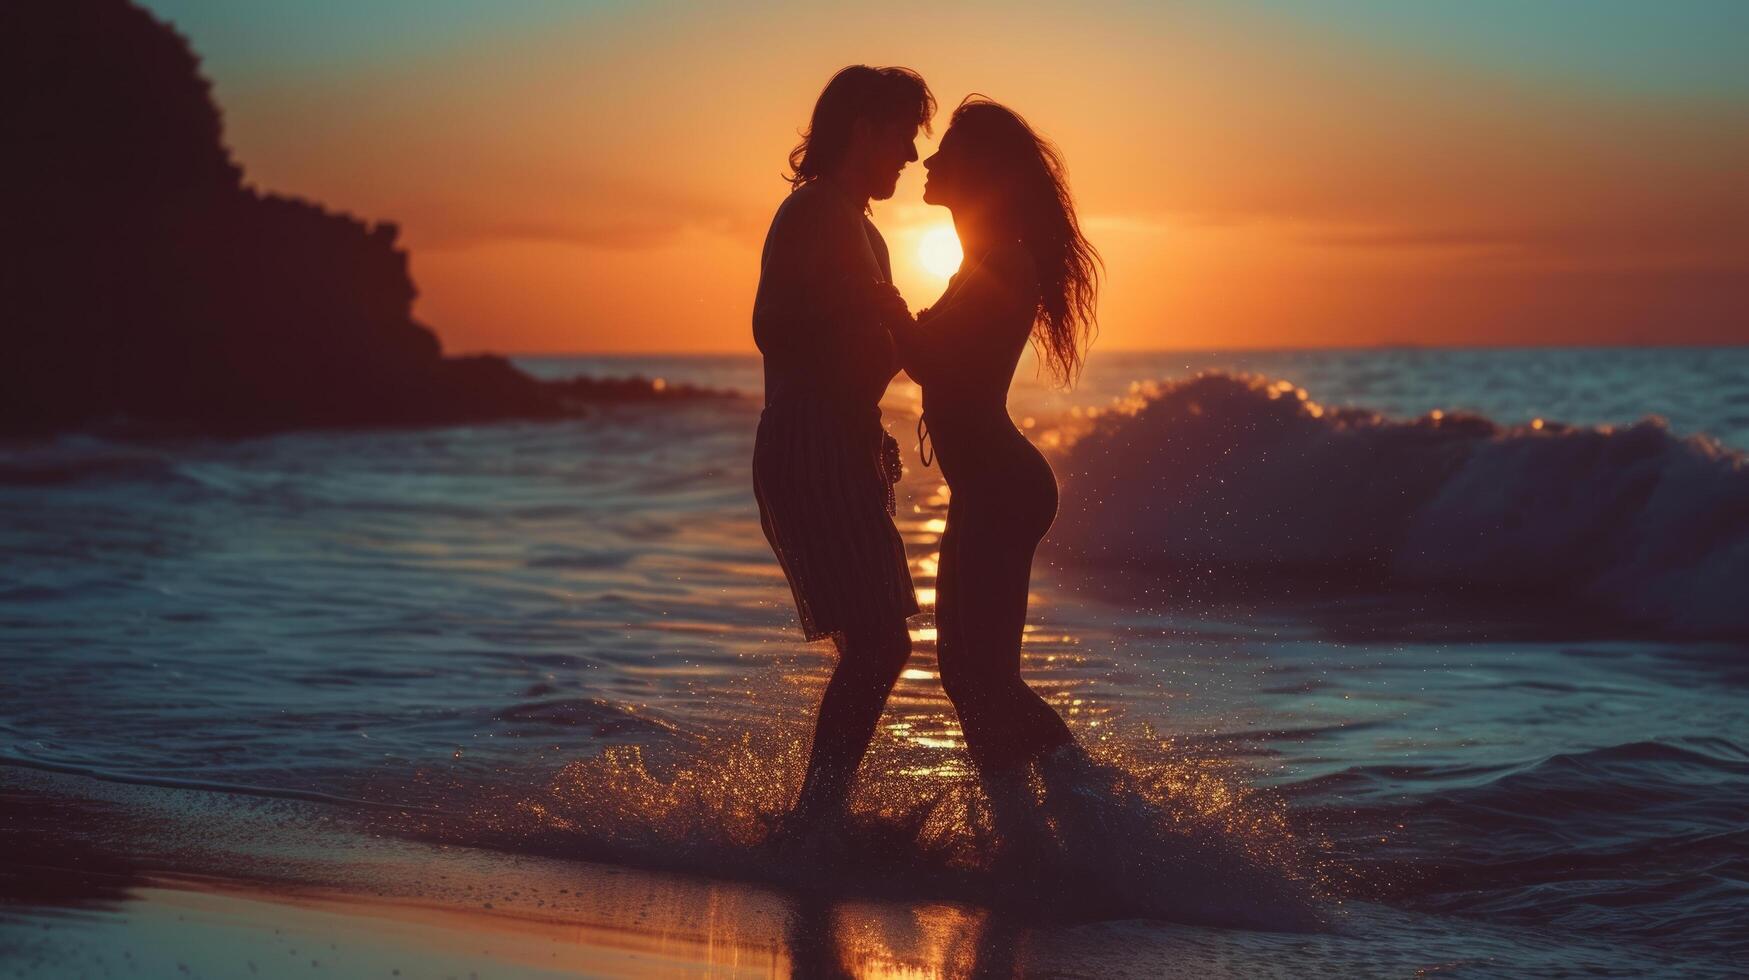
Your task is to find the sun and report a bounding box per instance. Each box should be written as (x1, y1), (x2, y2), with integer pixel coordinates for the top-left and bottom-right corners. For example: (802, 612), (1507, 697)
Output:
(916, 225), (963, 279)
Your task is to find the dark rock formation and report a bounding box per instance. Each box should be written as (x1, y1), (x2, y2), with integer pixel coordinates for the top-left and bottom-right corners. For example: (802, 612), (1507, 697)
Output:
(0, 0), (571, 435)
(544, 375), (740, 408)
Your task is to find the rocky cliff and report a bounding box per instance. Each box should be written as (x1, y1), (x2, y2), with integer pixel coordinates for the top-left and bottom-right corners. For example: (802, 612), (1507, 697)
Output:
(0, 0), (570, 434)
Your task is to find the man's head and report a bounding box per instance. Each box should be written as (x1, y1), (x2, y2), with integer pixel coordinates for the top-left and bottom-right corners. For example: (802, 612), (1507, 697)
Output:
(787, 66), (935, 202)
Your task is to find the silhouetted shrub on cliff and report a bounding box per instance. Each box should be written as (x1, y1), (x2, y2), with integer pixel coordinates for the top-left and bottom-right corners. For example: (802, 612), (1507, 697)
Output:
(0, 0), (568, 434)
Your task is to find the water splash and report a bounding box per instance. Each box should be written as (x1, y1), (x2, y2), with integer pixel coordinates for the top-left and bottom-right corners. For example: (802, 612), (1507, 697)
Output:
(398, 718), (1330, 933)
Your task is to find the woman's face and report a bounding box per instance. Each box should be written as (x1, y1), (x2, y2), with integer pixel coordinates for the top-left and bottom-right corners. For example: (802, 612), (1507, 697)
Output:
(921, 128), (977, 211)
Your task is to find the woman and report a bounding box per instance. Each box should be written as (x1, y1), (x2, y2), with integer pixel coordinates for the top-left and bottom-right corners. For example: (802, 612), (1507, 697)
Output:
(888, 97), (1101, 773)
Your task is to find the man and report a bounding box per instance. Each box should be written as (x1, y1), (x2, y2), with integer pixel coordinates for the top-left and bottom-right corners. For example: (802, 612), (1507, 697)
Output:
(751, 65), (934, 828)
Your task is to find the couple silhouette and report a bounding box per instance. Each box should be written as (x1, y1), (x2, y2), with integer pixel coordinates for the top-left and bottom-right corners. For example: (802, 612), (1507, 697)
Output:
(752, 66), (1101, 831)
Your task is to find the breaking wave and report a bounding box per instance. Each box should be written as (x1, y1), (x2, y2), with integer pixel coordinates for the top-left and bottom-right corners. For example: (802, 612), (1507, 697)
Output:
(1052, 373), (1749, 636)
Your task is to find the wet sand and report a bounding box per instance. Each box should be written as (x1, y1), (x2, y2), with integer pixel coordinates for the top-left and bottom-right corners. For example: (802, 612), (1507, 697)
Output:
(0, 789), (1095, 980)
(3, 767), (1710, 979)
(0, 844), (1360, 980)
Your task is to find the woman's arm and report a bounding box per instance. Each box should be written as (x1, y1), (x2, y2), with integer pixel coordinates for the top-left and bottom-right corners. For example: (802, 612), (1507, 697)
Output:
(891, 245), (1034, 388)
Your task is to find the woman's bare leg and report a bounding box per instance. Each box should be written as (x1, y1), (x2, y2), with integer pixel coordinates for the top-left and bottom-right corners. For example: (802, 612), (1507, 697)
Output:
(937, 496), (1072, 773)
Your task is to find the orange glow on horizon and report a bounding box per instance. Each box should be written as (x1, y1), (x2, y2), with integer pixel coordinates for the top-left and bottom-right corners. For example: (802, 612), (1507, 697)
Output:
(172, 2), (1745, 354)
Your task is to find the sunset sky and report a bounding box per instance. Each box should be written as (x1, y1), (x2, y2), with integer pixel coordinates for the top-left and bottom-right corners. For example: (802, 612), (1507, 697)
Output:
(140, 1), (1747, 353)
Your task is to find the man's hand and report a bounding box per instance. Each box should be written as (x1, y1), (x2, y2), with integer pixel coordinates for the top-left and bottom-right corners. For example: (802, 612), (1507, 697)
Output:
(866, 282), (912, 328)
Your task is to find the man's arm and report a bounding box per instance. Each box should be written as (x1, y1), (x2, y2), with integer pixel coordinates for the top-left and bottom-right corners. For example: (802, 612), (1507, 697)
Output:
(853, 221), (903, 390)
(752, 192), (825, 358)
(752, 187), (896, 373)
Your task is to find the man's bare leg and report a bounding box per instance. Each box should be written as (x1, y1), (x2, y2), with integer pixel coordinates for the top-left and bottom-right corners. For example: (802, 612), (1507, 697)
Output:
(790, 617), (912, 825)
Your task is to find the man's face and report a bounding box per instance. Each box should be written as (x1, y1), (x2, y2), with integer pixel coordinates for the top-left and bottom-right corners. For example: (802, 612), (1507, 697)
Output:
(864, 120), (920, 201)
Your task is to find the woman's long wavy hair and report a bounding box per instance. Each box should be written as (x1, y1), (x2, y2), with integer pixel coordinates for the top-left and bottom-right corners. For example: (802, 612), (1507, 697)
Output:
(787, 66), (935, 190)
(948, 97), (1101, 386)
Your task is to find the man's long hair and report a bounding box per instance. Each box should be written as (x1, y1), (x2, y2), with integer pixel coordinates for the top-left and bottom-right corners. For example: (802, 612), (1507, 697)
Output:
(786, 66), (935, 189)
(947, 97), (1102, 386)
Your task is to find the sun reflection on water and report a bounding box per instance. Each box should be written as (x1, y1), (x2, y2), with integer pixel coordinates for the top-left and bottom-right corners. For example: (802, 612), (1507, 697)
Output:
(472, 400), (1324, 960)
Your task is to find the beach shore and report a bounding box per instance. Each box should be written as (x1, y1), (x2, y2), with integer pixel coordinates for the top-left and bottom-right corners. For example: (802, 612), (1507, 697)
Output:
(3, 767), (1715, 979)
(0, 765), (1171, 980)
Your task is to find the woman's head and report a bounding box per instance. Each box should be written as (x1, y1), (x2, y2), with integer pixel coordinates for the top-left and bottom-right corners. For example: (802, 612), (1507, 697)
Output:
(787, 66), (935, 200)
(923, 97), (1101, 385)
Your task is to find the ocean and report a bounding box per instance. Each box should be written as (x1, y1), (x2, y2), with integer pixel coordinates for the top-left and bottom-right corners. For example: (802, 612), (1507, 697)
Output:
(3, 347), (1746, 977)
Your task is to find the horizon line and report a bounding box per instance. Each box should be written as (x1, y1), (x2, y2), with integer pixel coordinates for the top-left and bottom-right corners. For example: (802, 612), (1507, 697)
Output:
(462, 341), (1749, 358)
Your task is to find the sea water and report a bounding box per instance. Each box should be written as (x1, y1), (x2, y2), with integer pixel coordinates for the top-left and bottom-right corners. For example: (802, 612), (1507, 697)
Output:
(2, 347), (1745, 975)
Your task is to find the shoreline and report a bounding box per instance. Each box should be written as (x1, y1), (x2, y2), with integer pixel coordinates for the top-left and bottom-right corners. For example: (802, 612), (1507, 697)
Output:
(2, 767), (1723, 979)
(9, 877), (796, 979)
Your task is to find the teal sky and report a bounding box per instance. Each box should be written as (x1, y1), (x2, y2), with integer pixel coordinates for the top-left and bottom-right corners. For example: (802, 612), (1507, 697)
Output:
(143, 0), (1749, 100)
(141, 1), (600, 74)
(1239, 0), (1748, 100)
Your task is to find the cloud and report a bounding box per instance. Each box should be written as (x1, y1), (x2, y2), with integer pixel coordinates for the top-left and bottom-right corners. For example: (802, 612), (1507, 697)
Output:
(1295, 207), (1749, 270)
(399, 179), (767, 253)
